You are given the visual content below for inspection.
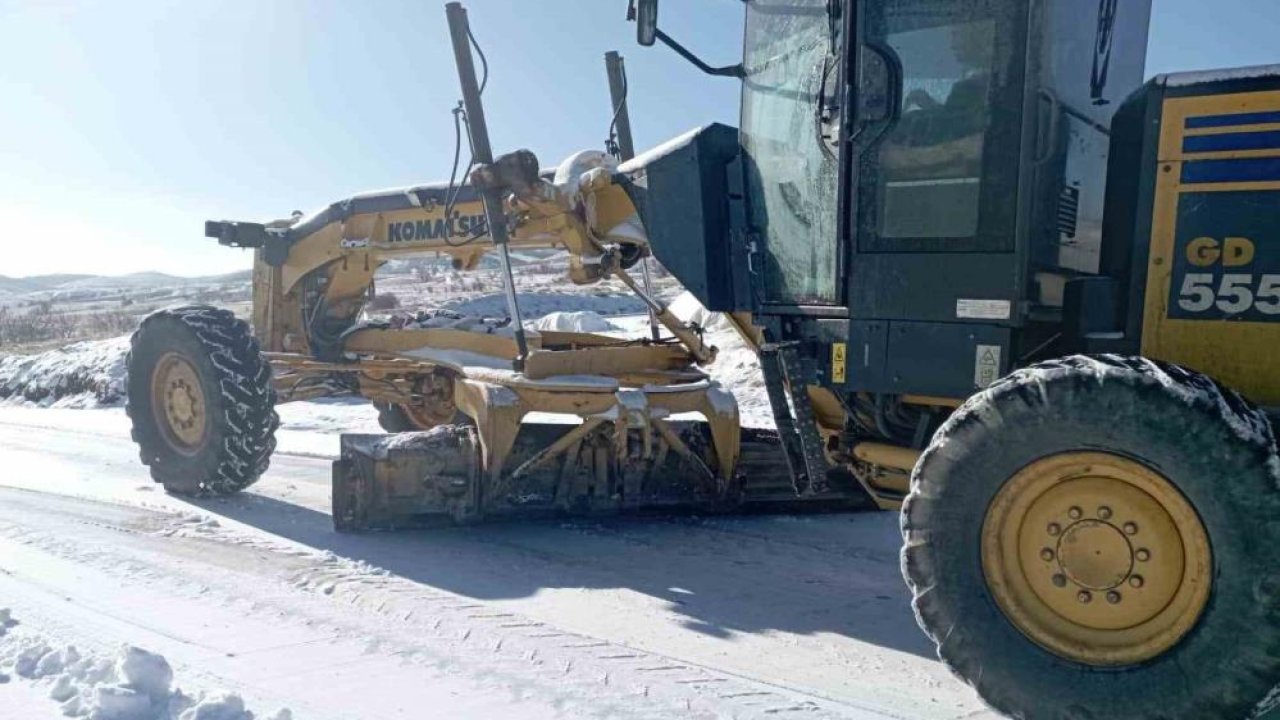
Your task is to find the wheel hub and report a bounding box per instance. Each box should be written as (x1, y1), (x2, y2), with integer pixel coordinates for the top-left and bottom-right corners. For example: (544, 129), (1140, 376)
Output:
(403, 373), (459, 429)
(150, 352), (207, 453)
(1057, 519), (1133, 591)
(982, 453), (1212, 666)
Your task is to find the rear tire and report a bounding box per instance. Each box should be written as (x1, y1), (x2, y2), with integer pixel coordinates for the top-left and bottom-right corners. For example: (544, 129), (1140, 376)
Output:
(126, 306), (278, 496)
(903, 355), (1280, 720)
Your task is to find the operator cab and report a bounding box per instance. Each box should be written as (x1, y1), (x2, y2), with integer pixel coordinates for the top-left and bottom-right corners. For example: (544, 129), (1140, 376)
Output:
(630, 0), (1151, 397)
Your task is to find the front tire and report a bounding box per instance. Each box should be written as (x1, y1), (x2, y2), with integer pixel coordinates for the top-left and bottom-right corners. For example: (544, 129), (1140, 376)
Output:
(126, 306), (278, 496)
(903, 355), (1280, 720)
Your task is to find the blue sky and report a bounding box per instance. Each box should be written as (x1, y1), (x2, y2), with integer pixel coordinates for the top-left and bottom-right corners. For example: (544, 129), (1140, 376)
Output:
(0, 0), (1275, 277)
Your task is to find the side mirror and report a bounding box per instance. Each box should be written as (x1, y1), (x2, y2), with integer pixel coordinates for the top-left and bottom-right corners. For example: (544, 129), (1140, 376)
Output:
(626, 0), (743, 78)
(634, 0), (658, 47)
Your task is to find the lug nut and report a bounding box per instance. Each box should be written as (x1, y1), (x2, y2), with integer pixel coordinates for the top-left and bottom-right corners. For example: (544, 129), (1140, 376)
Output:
(1136, 548), (1151, 562)
(1077, 591), (1093, 604)
(1129, 575), (1144, 588)
(1097, 506), (1113, 520)
(1041, 548), (1055, 562)
(1123, 522), (1138, 535)
(1106, 591), (1122, 604)
(1048, 522), (1062, 536)
(1052, 574), (1067, 588)
(1068, 506), (1082, 520)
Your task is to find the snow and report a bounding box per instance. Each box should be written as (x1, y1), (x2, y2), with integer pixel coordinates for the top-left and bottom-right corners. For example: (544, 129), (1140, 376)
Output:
(0, 609), (289, 720)
(705, 385), (739, 418)
(442, 291), (645, 318)
(1253, 683), (1280, 719)
(528, 310), (616, 333)
(402, 345), (515, 372)
(551, 149), (616, 201)
(117, 646), (174, 700)
(344, 424), (486, 460)
(0, 336), (129, 407)
(395, 308), (620, 336)
(1161, 64), (1280, 87)
(0, 406), (999, 719)
(0, 309), (772, 471)
(662, 293), (771, 428)
(0, 282), (778, 495)
(936, 356), (1280, 495)
(618, 126), (708, 175)
(668, 291), (732, 333)
(1079, 355), (1276, 449)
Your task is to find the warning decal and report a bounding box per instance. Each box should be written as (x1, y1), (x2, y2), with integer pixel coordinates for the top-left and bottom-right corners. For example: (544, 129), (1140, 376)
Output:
(974, 344), (1001, 388)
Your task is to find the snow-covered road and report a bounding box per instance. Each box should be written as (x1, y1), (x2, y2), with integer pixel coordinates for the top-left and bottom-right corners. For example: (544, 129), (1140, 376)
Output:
(0, 407), (997, 719)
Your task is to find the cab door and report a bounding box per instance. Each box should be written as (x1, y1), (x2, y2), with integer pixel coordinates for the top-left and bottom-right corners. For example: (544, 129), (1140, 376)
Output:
(739, 0), (845, 308)
(847, 0), (1029, 323)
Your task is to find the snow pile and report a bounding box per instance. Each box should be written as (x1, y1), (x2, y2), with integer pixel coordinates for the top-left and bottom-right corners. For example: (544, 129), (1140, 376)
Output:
(529, 310), (616, 333)
(666, 292), (773, 428)
(668, 291), (732, 333)
(707, 343), (771, 428)
(0, 336), (129, 407)
(0, 609), (290, 719)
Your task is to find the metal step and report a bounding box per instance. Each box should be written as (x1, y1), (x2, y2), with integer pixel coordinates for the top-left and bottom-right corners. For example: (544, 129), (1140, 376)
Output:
(759, 343), (830, 496)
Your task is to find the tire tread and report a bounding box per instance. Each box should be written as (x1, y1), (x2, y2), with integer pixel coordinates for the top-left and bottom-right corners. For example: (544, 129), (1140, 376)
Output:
(125, 305), (278, 496)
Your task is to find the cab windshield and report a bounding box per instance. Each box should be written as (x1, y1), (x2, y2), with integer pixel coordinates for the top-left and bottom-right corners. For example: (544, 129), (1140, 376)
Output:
(740, 0), (841, 306)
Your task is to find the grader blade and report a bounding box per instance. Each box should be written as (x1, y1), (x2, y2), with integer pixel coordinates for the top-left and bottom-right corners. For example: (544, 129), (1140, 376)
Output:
(331, 423), (839, 531)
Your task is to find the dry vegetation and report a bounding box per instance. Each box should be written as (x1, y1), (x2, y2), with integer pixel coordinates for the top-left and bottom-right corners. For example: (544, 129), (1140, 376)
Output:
(0, 302), (139, 354)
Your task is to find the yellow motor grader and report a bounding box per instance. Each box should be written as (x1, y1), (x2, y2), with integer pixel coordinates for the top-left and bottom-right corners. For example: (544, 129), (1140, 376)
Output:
(124, 6), (844, 532)
(124, 0), (1280, 718)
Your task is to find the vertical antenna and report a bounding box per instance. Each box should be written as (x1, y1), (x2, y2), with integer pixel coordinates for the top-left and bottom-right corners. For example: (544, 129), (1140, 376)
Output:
(446, 2), (530, 368)
(605, 51), (661, 342)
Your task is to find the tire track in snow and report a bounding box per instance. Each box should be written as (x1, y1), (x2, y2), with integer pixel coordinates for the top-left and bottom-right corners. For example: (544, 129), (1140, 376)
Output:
(0, 487), (898, 720)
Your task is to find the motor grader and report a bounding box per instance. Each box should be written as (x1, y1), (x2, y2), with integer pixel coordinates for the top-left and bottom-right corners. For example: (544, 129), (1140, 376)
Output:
(123, 0), (1280, 718)
(124, 5), (844, 532)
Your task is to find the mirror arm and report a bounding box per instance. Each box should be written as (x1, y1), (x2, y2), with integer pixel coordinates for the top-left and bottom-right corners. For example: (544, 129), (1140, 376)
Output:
(655, 29), (744, 78)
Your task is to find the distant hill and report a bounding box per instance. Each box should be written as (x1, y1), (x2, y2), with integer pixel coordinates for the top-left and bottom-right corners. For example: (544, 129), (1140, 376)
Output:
(57, 272), (184, 291)
(0, 270), (253, 299)
(0, 274), (96, 295)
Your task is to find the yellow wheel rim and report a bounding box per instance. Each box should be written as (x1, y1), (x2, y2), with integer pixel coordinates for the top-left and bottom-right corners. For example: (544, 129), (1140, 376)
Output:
(150, 352), (208, 454)
(981, 452), (1211, 666)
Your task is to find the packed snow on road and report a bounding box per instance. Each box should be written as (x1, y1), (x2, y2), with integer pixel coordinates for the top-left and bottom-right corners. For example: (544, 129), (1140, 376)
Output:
(0, 273), (996, 719)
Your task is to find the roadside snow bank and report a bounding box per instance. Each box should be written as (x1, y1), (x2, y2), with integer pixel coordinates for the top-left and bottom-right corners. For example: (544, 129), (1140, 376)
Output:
(0, 336), (128, 407)
(0, 609), (290, 720)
